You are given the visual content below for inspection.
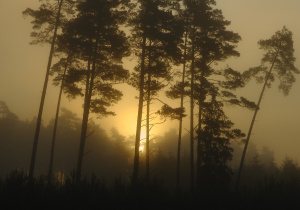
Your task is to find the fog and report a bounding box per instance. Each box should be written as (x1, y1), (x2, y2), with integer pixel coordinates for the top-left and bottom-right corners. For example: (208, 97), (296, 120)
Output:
(1, 0), (300, 179)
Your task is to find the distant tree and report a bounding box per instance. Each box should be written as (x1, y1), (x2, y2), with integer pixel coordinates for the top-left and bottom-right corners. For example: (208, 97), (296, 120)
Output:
(0, 101), (18, 121)
(240, 154), (265, 189)
(196, 93), (246, 191)
(0, 101), (19, 142)
(280, 156), (300, 186)
(57, 0), (130, 183)
(23, 0), (75, 180)
(44, 108), (81, 175)
(108, 128), (131, 178)
(236, 27), (300, 190)
(260, 146), (277, 175)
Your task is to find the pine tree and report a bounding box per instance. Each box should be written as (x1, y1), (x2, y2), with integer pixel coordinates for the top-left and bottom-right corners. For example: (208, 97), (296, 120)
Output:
(235, 26), (299, 190)
(23, 0), (75, 181)
(48, 55), (72, 183)
(129, 0), (183, 184)
(57, 0), (130, 183)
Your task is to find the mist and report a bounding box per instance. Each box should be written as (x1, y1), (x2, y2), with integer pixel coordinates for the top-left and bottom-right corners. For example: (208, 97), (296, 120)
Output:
(1, 0), (300, 208)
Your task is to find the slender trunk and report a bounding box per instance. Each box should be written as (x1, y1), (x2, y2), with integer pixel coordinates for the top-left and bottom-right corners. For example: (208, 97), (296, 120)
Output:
(235, 49), (280, 191)
(145, 40), (152, 182)
(145, 72), (151, 181)
(189, 27), (195, 192)
(196, 73), (203, 189)
(76, 34), (99, 183)
(132, 35), (147, 184)
(29, 0), (63, 181)
(75, 57), (91, 184)
(47, 56), (69, 184)
(176, 30), (187, 190)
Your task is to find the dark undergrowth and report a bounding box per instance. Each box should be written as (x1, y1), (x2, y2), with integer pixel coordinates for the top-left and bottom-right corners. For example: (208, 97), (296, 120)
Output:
(1, 170), (300, 210)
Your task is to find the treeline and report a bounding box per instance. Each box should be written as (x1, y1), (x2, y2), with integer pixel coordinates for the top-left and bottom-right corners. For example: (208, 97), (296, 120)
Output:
(1, 101), (191, 187)
(11, 0), (299, 195)
(1, 101), (300, 192)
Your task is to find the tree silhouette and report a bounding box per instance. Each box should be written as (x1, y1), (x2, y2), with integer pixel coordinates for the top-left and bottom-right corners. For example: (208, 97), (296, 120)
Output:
(129, 0), (183, 184)
(170, 0), (246, 191)
(163, 6), (190, 190)
(280, 156), (300, 186)
(23, 0), (74, 181)
(0, 101), (19, 142)
(57, 0), (130, 183)
(48, 56), (71, 183)
(235, 26), (300, 190)
(197, 93), (245, 191)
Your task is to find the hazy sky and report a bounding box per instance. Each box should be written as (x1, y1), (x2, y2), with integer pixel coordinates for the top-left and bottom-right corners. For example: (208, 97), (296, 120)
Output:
(1, 0), (300, 163)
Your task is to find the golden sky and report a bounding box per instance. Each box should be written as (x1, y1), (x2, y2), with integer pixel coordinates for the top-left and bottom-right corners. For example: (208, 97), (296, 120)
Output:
(1, 0), (300, 163)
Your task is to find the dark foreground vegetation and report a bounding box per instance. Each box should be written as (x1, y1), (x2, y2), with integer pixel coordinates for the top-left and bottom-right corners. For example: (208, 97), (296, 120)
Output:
(1, 170), (300, 210)
(2, 163), (300, 210)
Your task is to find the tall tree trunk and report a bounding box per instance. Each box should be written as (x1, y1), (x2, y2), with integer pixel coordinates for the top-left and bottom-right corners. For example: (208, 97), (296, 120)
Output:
(29, 0), (63, 181)
(75, 34), (99, 183)
(145, 72), (151, 181)
(145, 40), (152, 182)
(235, 49), (279, 191)
(47, 56), (69, 184)
(176, 29), (187, 190)
(132, 35), (147, 184)
(196, 73), (204, 189)
(75, 58), (91, 184)
(189, 27), (195, 192)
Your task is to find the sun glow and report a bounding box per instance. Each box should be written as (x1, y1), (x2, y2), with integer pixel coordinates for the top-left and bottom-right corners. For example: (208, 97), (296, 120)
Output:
(139, 128), (146, 152)
(139, 144), (144, 152)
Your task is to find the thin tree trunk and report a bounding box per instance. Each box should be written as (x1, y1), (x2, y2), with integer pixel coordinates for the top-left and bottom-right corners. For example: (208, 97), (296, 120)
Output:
(132, 35), (147, 184)
(189, 27), (195, 192)
(75, 57), (91, 184)
(29, 0), (63, 181)
(235, 49), (279, 191)
(145, 40), (152, 182)
(196, 73), (204, 189)
(145, 72), (151, 181)
(75, 34), (99, 183)
(176, 29), (187, 190)
(47, 56), (69, 184)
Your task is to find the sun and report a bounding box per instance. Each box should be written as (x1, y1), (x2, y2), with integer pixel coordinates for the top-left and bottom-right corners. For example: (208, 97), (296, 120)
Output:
(139, 129), (146, 152)
(139, 144), (144, 152)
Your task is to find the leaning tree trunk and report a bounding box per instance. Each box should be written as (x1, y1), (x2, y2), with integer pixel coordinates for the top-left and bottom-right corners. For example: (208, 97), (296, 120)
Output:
(132, 35), (147, 184)
(48, 56), (69, 184)
(235, 49), (279, 191)
(176, 29), (187, 190)
(29, 0), (63, 181)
